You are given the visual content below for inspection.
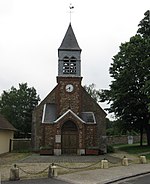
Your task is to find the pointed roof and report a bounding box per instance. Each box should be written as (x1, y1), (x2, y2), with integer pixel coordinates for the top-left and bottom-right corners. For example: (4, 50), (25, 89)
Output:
(59, 23), (81, 51)
(0, 114), (17, 131)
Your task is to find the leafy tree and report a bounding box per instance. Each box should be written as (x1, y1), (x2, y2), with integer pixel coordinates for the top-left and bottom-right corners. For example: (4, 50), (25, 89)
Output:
(84, 84), (128, 135)
(106, 118), (139, 136)
(0, 83), (40, 136)
(137, 10), (150, 38)
(84, 83), (101, 103)
(100, 10), (150, 145)
(138, 10), (150, 112)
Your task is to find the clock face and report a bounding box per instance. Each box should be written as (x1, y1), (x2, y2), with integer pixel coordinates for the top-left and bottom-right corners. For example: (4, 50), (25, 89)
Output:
(65, 84), (74, 92)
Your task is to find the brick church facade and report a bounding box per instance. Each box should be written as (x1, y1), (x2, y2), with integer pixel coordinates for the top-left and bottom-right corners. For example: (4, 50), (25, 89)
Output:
(32, 23), (107, 155)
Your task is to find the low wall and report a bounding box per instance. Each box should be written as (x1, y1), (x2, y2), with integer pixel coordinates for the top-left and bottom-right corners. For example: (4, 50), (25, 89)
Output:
(11, 139), (32, 151)
(107, 135), (147, 145)
(11, 135), (147, 152)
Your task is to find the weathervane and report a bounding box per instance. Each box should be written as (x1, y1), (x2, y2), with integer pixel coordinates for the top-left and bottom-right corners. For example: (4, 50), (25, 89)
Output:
(69, 3), (74, 23)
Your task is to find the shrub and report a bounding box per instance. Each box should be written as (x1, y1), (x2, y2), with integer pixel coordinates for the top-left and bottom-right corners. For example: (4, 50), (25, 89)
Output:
(107, 145), (115, 153)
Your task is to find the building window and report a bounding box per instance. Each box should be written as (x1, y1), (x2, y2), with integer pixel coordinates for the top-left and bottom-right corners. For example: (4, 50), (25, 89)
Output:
(63, 56), (77, 74)
(42, 103), (56, 123)
(81, 112), (96, 124)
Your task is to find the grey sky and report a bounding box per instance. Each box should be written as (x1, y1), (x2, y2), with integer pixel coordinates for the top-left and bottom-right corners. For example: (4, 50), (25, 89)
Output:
(0, 0), (149, 118)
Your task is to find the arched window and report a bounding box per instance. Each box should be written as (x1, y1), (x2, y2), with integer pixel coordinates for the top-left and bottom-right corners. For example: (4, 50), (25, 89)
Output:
(70, 57), (77, 74)
(63, 56), (69, 74)
(63, 56), (77, 74)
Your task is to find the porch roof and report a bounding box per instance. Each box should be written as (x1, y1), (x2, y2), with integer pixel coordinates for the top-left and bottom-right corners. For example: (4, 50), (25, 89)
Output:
(54, 109), (85, 124)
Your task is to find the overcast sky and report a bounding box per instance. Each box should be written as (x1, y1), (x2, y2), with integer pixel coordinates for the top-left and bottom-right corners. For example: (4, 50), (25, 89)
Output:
(0, 0), (149, 118)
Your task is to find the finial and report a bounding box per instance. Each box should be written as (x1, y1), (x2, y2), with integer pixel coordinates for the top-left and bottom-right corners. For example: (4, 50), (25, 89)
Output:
(69, 3), (74, 23)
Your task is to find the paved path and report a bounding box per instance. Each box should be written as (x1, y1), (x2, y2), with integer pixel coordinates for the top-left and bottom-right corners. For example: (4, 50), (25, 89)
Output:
(18, 154), (120, 164)
(57, 163), (150, 184)
(2, 163), (150, 184)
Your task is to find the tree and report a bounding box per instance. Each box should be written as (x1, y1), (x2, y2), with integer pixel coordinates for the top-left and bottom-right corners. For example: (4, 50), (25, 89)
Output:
(137, 10), (150, 38)
(138, 10), (150, 113)
(0, 83), (40, 136)
(100, 10), (150, 145)
(106, 118), (138, 136)
(84, 83), (101, 103)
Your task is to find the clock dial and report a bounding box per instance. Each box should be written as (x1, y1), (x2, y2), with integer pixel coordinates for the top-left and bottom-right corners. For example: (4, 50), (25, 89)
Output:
(65, 84), (74, 92)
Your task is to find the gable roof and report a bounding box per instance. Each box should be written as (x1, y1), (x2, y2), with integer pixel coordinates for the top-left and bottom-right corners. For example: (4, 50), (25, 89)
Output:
(58, 23), (81, 51)
(54, 109), (85, 124)
(81, 86), (107, 116)
(0, 114), (17, 131)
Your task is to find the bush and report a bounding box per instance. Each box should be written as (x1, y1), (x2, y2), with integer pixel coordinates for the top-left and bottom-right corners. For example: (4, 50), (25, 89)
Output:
(107, 145), (115, 153)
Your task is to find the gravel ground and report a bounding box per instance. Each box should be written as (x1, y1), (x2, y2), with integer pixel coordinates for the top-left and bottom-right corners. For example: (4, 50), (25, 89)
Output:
(0, 153), (121, 181)
(0, 151), (144, 184)
(18, 154), (121, 164)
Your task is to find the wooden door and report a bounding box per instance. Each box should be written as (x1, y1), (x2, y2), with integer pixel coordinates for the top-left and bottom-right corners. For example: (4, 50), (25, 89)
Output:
(62, 121), (78, 155)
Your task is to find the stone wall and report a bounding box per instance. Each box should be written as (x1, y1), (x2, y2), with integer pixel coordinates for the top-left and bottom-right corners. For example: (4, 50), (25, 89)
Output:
(81, 87), (107, 152)
(107, 135), (147, 145)
(32, 87), (57, 150)
(56, 77), (82, 116)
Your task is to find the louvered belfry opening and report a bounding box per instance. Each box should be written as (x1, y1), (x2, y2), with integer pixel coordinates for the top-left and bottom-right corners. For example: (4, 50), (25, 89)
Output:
(63, 56), (77, 75)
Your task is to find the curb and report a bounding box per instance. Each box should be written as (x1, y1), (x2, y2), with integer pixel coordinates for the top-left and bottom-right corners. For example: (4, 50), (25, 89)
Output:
(104, 171), (150, 184)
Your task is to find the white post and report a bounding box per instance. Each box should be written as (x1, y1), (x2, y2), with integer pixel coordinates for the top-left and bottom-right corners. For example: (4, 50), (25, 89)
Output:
(9, 164), (20, 181)
(140, 156), (147, 164)
(101, 159), (109, 169)
(48, 163), (58, 177)
(0, 172), (1, 184)
(122, 156), (129, 166)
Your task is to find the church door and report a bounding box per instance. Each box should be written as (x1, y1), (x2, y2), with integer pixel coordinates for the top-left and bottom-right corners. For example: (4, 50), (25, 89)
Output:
(62, 121), (78, 155)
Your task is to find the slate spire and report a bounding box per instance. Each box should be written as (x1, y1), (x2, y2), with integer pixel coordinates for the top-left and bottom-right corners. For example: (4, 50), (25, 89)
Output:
(59, 23), (81, 51)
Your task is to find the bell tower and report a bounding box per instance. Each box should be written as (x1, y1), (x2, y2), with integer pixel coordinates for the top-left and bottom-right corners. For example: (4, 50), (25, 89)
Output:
(56, 23), (82, 116)
(58, 23), (82, 77)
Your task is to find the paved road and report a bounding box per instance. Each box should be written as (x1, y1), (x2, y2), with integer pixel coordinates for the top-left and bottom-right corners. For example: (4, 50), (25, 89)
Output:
(2, 172), (150, 184)
(115, 173), (150, 184)
(2, 178), (71, 184)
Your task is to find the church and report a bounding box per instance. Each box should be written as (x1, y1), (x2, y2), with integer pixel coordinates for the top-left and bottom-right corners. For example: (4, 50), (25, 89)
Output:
(32, 23), (107, 155)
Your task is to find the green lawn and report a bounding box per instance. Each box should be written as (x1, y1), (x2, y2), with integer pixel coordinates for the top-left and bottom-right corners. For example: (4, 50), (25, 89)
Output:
(146, 154), (150, 160)
(114, 143), (150, 159)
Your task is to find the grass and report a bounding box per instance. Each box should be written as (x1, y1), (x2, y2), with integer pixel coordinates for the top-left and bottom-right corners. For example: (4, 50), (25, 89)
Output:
(146, 154), (150, 159)
(116, 144), (150, 154)
(0, 152), (32, 165)
(114, 143), (150, 159)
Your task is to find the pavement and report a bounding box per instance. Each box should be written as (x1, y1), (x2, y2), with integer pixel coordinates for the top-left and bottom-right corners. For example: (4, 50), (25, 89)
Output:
(1, 153), (150, 184)
(57, 163), (150, 184)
